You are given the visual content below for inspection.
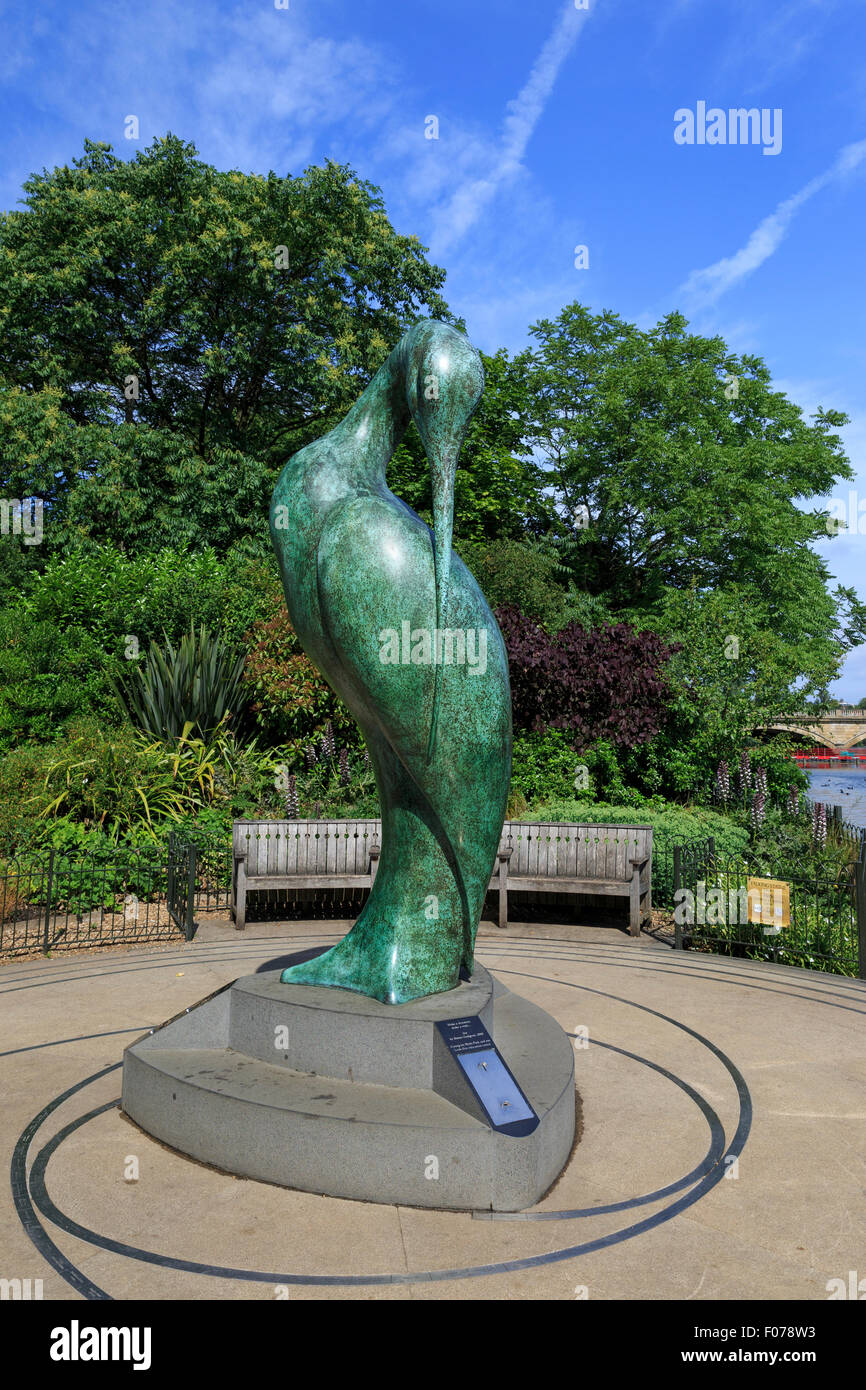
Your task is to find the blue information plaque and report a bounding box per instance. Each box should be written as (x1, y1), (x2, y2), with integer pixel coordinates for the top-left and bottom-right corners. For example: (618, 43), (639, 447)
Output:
(436, 1017), (539, 1136)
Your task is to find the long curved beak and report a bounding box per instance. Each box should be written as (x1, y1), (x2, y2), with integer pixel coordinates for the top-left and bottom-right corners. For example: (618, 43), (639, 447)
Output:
(427, 451), (455, 764)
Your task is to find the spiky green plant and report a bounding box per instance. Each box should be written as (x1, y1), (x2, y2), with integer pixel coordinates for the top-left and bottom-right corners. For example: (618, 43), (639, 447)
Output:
(114, 624), (246, 743)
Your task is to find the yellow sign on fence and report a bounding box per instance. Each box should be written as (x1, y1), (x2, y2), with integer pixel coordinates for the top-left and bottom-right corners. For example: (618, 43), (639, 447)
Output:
(747, 877), (791, 930)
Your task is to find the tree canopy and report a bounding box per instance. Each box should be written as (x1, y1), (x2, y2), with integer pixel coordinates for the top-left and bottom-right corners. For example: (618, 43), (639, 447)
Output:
(0, 134), (451, 555)
(518, 302), (865, 714)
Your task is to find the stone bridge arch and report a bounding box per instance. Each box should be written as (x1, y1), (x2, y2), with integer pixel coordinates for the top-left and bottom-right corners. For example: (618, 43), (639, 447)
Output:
(761, 710), (866, 752)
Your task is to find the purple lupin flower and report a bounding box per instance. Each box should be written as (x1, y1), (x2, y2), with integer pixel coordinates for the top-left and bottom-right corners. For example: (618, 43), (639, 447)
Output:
(750, 789), (766, 832)
(285, 773), (299, 819)
(812, 801), (827, 848)
(321, 720), (336, 762)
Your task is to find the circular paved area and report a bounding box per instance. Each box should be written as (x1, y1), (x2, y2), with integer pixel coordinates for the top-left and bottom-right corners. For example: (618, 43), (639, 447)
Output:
(3, 926), (864, 1300)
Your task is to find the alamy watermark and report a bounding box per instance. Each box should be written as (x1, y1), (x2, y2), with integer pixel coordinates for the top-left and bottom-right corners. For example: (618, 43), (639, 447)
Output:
(825, 491), (866, 536)
(0, 496), (43, 545)
(674, 103), (782, 156)
(50, 1321), (151, 1370)
(378, 623), (488, 676)
(674, 881), (784, 932)
(1, 1277), (43, 1299)
(826, 1271), (866, 1299)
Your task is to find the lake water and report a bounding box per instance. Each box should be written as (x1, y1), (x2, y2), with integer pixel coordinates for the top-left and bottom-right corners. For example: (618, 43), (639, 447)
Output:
(807, 768), (866, 829)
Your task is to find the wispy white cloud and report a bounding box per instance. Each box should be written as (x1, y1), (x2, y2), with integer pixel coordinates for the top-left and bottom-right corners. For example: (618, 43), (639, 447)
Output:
(647, 0), (845, 92)
(0, 0), (399, 201)
(714, 0), (845, 93)
(427, 1), (595, 253)
(458, 270), (590, 354)
(647, 0), (701, 50)
(677, 137), (866, 311)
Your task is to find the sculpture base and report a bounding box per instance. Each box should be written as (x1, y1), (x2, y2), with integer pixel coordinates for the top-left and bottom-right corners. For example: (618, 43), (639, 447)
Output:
(121, 953), (576, 1212)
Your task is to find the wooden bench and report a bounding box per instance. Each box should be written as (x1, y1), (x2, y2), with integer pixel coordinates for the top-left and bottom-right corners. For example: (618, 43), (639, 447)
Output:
(494, 821), (652, 936)
(232, 820), (381, 931)
(232, 819), (652, 936)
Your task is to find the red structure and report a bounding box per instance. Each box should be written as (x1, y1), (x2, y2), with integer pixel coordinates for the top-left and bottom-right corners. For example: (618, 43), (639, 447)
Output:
(793, 745), (866, 769)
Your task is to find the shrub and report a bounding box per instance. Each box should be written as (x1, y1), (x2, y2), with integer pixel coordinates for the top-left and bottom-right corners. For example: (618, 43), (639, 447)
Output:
(455, 538), (573, 630)
(0, 545), (281, 750)
(531, 797), (750, 863)
(33, 719), (215, 837)
(0, 742), (50, 854)
(241, 598), (357, 747)
(114, 623), (247, 743)
(17, 718), (285, 844)
(495, 604), (679, 744)
(0, 609), (124, 746)
(510, 729), (582, 805)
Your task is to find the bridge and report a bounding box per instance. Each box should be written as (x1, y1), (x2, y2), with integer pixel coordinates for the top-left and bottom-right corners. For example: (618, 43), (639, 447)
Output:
(763, 706), (866, 752)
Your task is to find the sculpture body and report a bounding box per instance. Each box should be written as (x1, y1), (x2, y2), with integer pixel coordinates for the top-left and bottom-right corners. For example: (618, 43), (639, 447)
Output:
(270, 320), (512, 1003)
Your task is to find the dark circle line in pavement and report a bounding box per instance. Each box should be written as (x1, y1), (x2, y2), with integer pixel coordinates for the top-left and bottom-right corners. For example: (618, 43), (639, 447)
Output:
(473, 1035), (726, 1220)
(481, 948), (866, 1008)
(10, 1062), (124, 1301)
(486, 954), (866, 1017)
(3, 941), (863, 1019)
(5, 937), (860, 1000)
(2, 927), (860, 1007)
(0, 1028), (152, 1060)
(3, 1025), (727, 1217)
(15, 974), (751, 1291)
(0, 933), (344, 984)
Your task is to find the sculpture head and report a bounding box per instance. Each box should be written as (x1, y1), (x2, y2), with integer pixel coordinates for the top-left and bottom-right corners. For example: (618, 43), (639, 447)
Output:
(404, 321), (485, 761)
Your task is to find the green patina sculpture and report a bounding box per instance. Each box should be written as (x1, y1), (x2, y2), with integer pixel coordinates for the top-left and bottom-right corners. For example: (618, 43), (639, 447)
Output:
(270, 319), (512, 1004)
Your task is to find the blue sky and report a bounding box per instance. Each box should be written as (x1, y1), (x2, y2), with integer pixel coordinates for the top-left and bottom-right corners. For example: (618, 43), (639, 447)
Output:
(2, 0), (865, 697)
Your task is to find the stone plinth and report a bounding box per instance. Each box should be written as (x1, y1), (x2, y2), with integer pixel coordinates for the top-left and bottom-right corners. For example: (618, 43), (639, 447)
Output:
(121, 955), (576, 1212)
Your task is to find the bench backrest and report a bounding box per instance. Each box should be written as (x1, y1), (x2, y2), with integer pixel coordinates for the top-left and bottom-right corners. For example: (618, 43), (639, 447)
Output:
(233, 819), (652, 882)
(499, 822), (653, 882)
(234, 820), (381, 877)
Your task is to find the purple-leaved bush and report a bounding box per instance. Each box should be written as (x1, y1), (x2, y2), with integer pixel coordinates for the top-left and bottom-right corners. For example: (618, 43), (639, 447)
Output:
(494, 605), (680, 747)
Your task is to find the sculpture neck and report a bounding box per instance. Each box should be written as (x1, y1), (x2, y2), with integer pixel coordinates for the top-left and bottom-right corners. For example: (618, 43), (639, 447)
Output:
(333, 341), (410, 487)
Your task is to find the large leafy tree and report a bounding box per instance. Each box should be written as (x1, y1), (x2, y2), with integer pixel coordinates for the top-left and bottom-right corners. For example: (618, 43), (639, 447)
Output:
(0, 134), (451, 554)
(642, 583), (856, 743)
(521, 303), (866, 681)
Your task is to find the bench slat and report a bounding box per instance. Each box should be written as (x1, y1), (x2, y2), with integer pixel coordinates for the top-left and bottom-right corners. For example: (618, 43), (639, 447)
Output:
(326, 817), (340, 872)
(247, 873), (373, 891)
(507, 876), (632, 895)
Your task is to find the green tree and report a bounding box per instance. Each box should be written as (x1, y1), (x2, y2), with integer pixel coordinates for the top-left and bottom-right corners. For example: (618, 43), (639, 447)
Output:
(521, 303), (865, 666)
(624, 584), (835, 797)
(453, 537), (574, 630)
(0, 134), (450, 555)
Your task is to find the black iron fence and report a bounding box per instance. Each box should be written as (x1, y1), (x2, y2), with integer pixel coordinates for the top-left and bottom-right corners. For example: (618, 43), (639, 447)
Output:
(0, 845), (173, 956)
(165, 835), (196, 938)
(167, 831), (233, 930)
(664, 834), (866, 978)
(0, 833), (233, 959)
